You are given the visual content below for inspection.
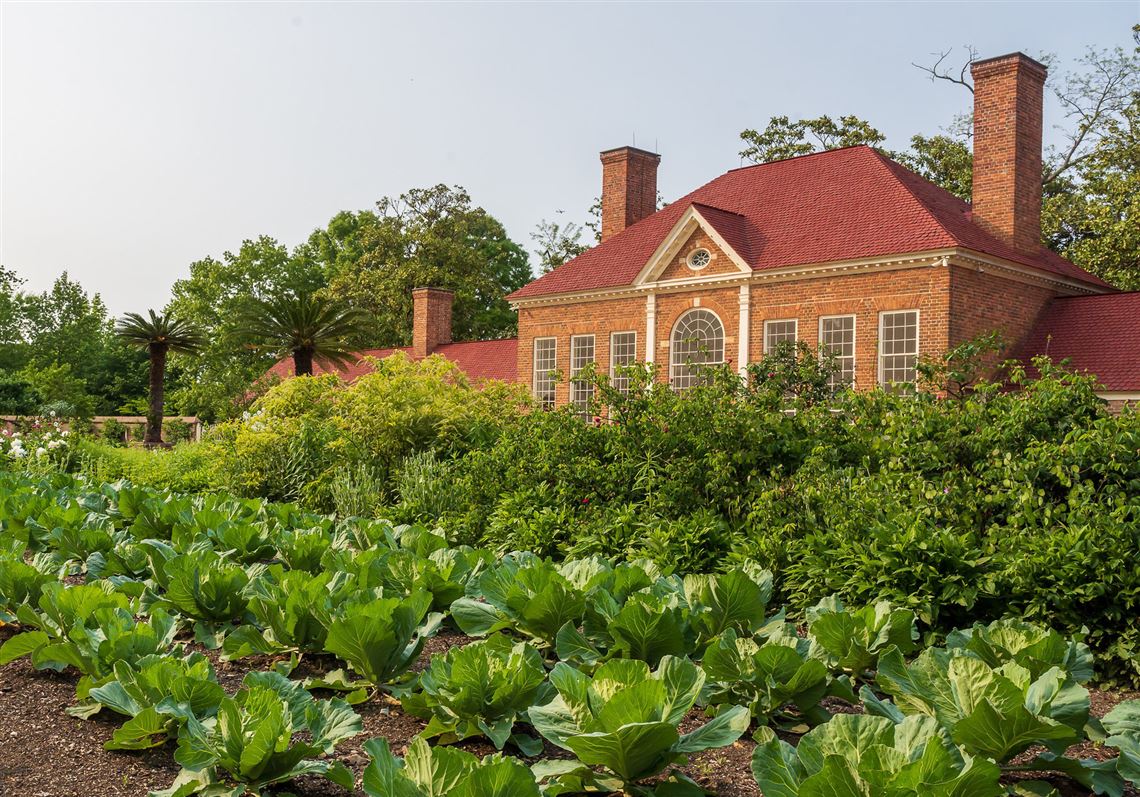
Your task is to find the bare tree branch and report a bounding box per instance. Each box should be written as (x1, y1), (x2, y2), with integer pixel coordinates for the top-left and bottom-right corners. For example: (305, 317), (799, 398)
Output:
(913, 46), (978, 93)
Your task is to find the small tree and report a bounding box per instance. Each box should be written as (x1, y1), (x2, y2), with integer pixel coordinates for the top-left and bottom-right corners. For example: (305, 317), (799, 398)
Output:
(237, 293), (369, 376)
(115, 311), (204, 444)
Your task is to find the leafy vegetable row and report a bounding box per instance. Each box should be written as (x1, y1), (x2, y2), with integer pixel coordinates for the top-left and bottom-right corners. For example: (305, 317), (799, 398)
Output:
(1, 473), (1138, 796)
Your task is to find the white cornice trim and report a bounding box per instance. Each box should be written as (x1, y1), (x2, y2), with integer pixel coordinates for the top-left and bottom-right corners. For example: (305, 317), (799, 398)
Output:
(631, 204), (751, 286)
(1098, 392), (1140, 401)
(508, 247), (1107, 309)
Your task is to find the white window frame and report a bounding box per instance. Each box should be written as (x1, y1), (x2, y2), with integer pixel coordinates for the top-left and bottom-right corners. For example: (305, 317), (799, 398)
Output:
(570, 334), (596, 415)
(532, 337), (557, 409)
(819, 314), (857, 388)
(878, 309), (920, 390)
(609, 331), (637, 394)
(763, 318), (799, 353)
(670, 308), (726, 390)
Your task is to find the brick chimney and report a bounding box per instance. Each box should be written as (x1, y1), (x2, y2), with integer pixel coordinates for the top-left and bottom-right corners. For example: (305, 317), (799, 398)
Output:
(600, 146), (661, 242)
(970, 52), (1047, 253)
(412, 287), (454, 358)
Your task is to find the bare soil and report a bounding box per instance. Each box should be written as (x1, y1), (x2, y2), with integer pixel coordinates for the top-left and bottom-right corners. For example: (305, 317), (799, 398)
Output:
(0, 624), (1135, 796)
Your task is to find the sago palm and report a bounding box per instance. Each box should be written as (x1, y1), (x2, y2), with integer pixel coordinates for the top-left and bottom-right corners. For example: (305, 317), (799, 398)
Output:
(237, 293), (369, 377)
(116, 311), (204, 445)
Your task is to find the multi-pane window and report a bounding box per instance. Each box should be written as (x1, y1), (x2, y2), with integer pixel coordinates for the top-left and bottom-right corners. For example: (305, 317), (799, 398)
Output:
(764, 319), (798, 353)
(533, 338), (557, 409)
(570, 335), (595, 415)
(819, 315), (856, 388)
(670, 309), (725, 390)
(879, 310), (919, 389)
(609, 331), (637, 394)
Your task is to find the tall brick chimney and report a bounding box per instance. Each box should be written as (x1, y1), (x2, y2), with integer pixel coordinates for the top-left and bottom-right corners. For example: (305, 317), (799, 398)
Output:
(970, 52), (1047, 254)
(411, 287), (454, 358)
(600, 146), (661, 242)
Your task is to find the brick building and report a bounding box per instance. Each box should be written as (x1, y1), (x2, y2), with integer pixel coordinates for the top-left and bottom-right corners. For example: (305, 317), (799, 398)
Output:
(277, 51), (1138, 407)
(507, 51), (1137, 408)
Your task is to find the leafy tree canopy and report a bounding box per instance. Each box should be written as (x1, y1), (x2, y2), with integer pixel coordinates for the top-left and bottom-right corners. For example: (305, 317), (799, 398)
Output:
(0, 272), (146, 416)
(323, 184), (531, 347)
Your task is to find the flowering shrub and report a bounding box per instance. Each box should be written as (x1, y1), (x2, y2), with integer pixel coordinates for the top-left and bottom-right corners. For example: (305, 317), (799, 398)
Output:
(0, 414), (72, 467)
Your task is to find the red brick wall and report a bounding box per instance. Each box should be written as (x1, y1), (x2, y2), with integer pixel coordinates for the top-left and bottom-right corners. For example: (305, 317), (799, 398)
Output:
(517, 264), (961, 403)
(948, 265), (1056, 352)
(971, 53), (1046, 253)
(748, 267), (951, 389)
(600, 147), (660, 242)
(517, 296), (646, 406)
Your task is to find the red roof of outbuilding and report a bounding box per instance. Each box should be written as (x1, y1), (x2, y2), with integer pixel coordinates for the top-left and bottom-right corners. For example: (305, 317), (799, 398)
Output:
(264, 338), (518, 384)
(509, 146), (1109, 300)
(1014, 292), (1140, 392)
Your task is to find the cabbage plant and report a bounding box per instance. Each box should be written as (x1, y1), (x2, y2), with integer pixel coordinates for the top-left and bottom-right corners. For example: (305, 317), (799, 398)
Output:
(702, 628), (832, 729)
(1104, 701), (1140, 786)
(321, 590), (434, 690)
(401, 634), (551, 754)
(946, 618), (1094, 683)
(452, 553), (586, 647)
(221, 567), (340, 661)
(750, 713), (1003, 796)
(865, 645), (1128, 795)
(362, 737), (541, 797)
(151, 676), (360, 797)
(528, 656), (749, 794)
(806, 595), (918, 680)
(88, 652), (225, 750)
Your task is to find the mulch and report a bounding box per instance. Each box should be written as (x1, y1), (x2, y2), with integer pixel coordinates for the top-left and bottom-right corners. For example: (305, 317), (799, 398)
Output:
(0, 624), (1135, 797)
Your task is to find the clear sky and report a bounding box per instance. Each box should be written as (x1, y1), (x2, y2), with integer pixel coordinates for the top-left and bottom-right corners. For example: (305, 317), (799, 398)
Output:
(1, 1), (1135, 315)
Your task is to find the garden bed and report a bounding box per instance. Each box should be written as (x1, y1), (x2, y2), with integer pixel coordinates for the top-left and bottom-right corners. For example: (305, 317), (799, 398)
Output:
(2, 625), (1135, 797)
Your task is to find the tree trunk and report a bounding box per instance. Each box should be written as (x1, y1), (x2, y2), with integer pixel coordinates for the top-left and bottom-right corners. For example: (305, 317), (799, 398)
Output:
(145, 343), (168, 445)
(293, 347), (313, 376)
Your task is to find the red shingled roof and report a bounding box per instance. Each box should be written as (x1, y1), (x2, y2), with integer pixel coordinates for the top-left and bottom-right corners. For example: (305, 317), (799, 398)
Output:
(509, 146), (1108, 300)
(1014, 292), (1140, 392)
(264, 339), (518, 384)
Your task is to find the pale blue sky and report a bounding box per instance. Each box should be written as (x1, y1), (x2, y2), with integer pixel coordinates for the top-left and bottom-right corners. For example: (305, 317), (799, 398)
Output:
(1, 1), (1135, 314)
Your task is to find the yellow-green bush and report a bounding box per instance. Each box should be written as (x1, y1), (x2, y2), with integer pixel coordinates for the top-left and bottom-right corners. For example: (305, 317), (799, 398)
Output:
(213, 353), (528, 511)
(74, 439), (224, 493)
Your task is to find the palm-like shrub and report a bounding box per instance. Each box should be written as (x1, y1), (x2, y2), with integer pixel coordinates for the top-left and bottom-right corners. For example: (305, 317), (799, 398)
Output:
(236, 292), (369, 376)
(115, 310), (203, 444)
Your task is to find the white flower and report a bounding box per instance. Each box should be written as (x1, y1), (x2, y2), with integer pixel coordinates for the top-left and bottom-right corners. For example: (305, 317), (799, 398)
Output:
(12, 449), (25, 459)
(49, 410), (56, 417)
(35, 447), (47, 457)
(61, 430), (70, 437)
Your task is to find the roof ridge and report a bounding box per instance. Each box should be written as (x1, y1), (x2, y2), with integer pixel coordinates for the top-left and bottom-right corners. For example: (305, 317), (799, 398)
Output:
(725, 143), (876, 173)
(691, 200), (746, 217)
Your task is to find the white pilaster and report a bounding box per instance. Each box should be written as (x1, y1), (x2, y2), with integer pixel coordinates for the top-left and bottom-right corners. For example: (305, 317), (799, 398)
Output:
(645, 293), (656, 365)
(738, 284), (750, 376)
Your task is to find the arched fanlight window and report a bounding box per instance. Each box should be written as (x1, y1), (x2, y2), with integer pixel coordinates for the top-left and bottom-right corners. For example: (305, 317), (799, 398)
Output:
(670, 308), (725, 389)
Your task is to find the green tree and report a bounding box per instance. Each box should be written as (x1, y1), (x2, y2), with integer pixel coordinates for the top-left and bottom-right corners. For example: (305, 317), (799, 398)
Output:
(1, 272), (147, 415)
(324, 185), (531, 346)
(739, 115), (887, 164)
(531, 212), (588, 274)
(236, 292), (370, 377)
(164, 237), (325, 421)
(115, 311), (204, 444)
(18, 362), (95, 417)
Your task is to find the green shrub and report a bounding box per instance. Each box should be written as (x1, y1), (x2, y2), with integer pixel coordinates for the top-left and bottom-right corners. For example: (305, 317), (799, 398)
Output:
(74, 440), (223, 494)
(101, 419), (128, 446)
(213, 354), (527, 512)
